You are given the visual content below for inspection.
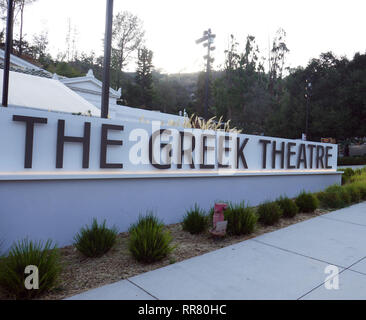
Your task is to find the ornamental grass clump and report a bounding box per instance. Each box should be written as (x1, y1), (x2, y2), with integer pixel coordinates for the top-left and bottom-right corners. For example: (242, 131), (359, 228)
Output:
(295, 191), (319, 213)
(128, 213), (174, 263)
(0, 239), (61, 299)
(276, 196), (299, 218)
(74, 218), (118, 257)
(224, 202), (257, 235)
(343, 184), (362, 203)
(257, 201), (283, 226)
(182, 204), (208, 234)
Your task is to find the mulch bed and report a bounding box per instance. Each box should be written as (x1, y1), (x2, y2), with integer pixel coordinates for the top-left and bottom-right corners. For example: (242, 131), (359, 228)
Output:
(0, 208), (329, 300)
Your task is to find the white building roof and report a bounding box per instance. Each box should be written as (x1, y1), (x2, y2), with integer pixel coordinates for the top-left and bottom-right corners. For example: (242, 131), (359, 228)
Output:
(115, 104), (187, 127)
(59, 69), (120, 99)
(0, 48), (49, 72)
(0, 52), (187, 125)
(0, 69), (101, 116)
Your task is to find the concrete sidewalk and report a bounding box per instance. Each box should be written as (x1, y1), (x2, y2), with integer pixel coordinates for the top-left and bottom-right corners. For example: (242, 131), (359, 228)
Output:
(68, 202), (366, 300)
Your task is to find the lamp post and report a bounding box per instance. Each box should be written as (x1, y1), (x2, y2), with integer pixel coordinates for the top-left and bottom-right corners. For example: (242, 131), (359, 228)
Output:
(101, 0), (114, 119)
(305, 79), (312, 140)
(2, 0), (14, 107)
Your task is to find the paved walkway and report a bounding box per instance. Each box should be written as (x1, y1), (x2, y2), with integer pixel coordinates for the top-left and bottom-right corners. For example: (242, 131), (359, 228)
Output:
(68, 202), (366, 300)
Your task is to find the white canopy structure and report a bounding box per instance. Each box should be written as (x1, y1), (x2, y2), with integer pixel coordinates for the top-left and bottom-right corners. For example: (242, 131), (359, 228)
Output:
(0, 69), (101, 116)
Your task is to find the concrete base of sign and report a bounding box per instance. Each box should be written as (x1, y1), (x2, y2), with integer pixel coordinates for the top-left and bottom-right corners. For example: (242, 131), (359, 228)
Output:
(0, 172), (341, 249)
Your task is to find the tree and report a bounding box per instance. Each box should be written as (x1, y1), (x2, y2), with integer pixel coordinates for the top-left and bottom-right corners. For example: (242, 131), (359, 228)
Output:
(17, 0), (37, 55)
(152, 74), (191, 114)
(193, 71), (211, 117)
(62, 18), (79, 62)
(111, 11), (145, 89)
(135, 47), (154, 108)
(0, 0), (37, 54)
(268, 28), (289, 98)
(0, 0), (21, 51)
(32, 29), (48, 59)
(212, 34), (270, 133)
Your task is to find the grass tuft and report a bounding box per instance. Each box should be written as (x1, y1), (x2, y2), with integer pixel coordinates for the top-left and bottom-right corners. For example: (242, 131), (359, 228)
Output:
(128, 212), (174, 263)
(182, 204), (208, 234)
(224, 202), (257, 235)
(74, 218), (118, 258)
(0, 239), (61, 299)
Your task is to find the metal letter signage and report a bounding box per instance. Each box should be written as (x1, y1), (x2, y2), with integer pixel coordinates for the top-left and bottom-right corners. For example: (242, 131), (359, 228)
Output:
(0, 107), (338, 180)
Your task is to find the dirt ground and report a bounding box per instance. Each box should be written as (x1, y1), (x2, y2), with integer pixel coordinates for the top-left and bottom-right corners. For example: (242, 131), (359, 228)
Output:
(0, 208), (329, 300)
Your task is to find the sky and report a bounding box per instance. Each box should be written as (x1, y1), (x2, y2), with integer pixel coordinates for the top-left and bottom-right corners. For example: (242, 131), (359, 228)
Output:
(17, 0), (366, 74)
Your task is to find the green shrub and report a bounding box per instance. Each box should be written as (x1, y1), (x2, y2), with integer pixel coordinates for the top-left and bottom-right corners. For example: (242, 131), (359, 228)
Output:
(276, 196), (298, 218)
(325, 185), (351, 205)
(354, 168), (364, 176)
(257, 201), (283, 226)
(342, 167), (355, 176)
(0, 239), (61, 299)
(128, 213), (174, 263)
(317, 191), (345, 209)
(344, 184), (361, 203)
(352, 182), (366, 200)
(182, 204), (208, 234)
(295, 192), (319, 213)
(350, 170), (366, 183)
(224, 202), (257, 235)
(74, 218), (118, 257)
(340, 168), (355, 185)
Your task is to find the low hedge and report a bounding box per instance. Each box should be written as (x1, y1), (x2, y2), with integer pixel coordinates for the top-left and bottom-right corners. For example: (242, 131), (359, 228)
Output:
(317, 191), (345, 209)
(257, 201), (283, 226)
(338, 156), (366, 166)
(325, 185), (352, 206)
(343, 184), (362, 203)
(276, 196), (298, 218)
(295, 192), (319, 213)
(352, 182), (366, 200)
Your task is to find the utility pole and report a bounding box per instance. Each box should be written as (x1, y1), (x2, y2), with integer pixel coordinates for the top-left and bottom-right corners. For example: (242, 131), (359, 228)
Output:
(196, 28), (216, 119)
(101, 0), (114, 118)
(304, 78), (312, 141)
(2, 0), (14, 107)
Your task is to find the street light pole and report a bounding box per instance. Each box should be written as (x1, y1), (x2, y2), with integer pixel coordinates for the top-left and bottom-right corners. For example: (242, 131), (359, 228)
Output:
(2, 0), (14, 107)
(101, 0), (114, 119)
(305, 79), (312, 140)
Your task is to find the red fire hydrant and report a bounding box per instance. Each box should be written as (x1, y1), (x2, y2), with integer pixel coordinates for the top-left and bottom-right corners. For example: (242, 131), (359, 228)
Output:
(213, 203), (228, 229)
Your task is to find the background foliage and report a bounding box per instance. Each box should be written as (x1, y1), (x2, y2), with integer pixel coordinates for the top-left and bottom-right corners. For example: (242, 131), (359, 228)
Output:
(1, 8), (365, 141)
